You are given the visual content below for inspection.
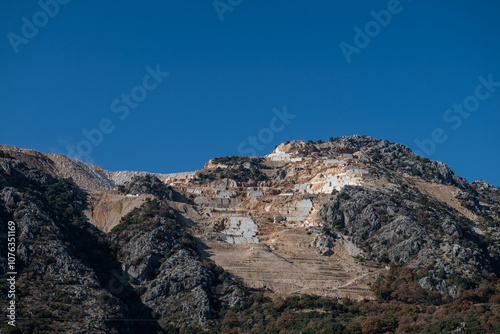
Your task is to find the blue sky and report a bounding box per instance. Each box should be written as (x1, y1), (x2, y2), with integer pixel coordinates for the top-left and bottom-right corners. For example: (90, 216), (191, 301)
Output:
(1, 0), (499, 186)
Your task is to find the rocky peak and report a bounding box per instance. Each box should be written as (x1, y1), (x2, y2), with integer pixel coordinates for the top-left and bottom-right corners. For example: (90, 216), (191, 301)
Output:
(2, 137), (500, 333)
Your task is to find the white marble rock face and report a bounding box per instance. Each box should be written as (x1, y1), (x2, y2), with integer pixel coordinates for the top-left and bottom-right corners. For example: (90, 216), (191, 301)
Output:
(220, 217), (260, 244)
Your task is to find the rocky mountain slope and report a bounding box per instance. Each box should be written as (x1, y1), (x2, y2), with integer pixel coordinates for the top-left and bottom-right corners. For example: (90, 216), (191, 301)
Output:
(0, 160), (243, 333)
(0, 145), (185, 191)
(1, 135), (500, 333)
(164, 137), (499, 301)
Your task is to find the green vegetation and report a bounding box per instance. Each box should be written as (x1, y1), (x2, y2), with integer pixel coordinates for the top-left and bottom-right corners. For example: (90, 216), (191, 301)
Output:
(203, 271), (500, 334)
(192, 162), (268, 184)
(117, 174), (173, 199)
(211, 156), (260, 166)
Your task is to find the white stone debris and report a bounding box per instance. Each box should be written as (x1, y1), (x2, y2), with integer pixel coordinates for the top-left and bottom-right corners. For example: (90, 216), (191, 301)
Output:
(215, 190), (236, 199)
(267, 147), (292, 161)
(294, 184), (308, 191)
(163, 171), (195, 181)
(324, 159), (346, 165)
(217, 217), (260, 244)
(292, 166), (372, 194)
(248, 187), (264, 198)
(194, 197), (210, 206)
(194, 196), (242, 210)
(280, 198), (313, 222)
(211, 183), (227, 191)
(186, 188), (202, 194)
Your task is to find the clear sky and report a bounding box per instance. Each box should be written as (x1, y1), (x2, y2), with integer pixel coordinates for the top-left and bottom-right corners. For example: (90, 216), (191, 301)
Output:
(1, 0), (499, 186)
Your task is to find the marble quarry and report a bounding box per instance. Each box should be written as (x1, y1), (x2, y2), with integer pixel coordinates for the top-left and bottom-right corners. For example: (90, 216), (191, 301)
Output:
(293, 166), (371, 194)
(209, 216), (260, 244)
(279, 198), (313, 222)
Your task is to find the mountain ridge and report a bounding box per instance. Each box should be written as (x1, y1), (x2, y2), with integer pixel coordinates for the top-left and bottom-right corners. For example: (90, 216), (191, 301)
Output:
(2, 135), (497, 190)
(1, 135), (500, 333)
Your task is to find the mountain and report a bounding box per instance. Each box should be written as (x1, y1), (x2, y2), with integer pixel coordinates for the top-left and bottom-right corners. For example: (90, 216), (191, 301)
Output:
(1, 135), (500, 333)
(0, 145), (188, 191)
